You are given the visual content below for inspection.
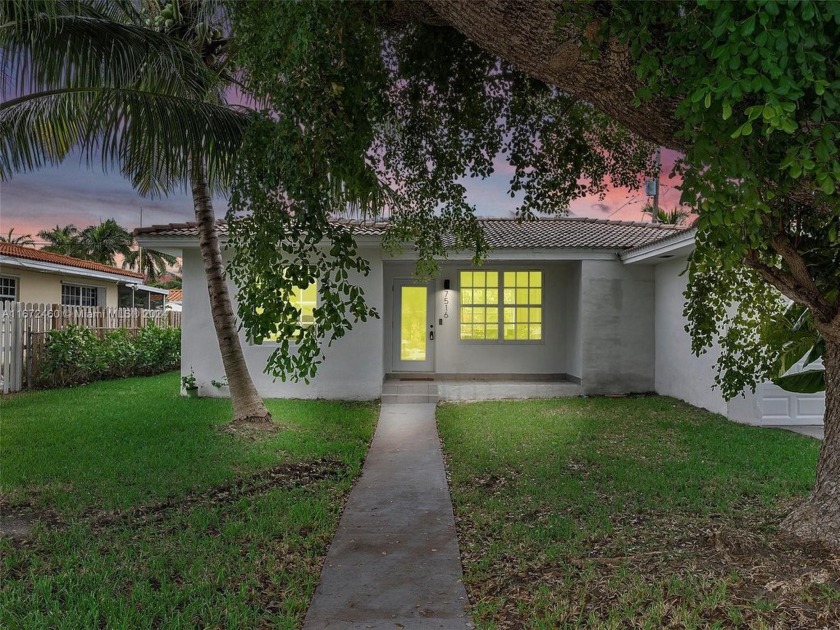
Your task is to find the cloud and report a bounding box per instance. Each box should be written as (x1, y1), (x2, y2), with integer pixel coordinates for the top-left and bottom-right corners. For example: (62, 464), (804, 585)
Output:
(1, 156), (215, 241)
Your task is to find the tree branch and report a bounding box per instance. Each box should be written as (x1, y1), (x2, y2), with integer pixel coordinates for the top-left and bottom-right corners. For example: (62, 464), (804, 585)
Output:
(770, 233), (824, 296)
(743, 251), (833, 323)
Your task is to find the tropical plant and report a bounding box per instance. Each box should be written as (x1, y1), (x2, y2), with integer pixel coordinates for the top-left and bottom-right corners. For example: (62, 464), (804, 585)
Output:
(641, 205), (691, 226)
(36, 224), (85, 257)
(149, 275), (182, 290)
(123, 247), (178, 283)
(0, 227), (34, 245)
(78, 219), (133, 265)
(0, 0), (270, 423)
(765, 303), (826, 394)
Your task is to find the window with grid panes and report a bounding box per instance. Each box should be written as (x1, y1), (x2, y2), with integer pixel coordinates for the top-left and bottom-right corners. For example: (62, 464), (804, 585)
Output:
(0, 276), (17, 302)
(459, 271), (499, 340)
(502, 271), (542, 341)
(61, 284), (99, 306)
(459, 270), (543, 342)
(259, 281), (318, 342)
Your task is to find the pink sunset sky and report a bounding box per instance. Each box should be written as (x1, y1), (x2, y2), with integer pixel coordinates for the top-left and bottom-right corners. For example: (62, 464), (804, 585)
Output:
(0, 149), (685, 245)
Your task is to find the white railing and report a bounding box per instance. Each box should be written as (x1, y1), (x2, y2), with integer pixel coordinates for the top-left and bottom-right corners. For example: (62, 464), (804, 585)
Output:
(0, 302), (182, 393)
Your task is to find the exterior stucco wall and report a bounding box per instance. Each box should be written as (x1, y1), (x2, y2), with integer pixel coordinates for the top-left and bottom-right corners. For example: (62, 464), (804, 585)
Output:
(181, 247), (384, 400)
(580, 260), (655, 394)
(653, 255), (824, 425)
(564, 262), (582, 381)
(382, 260), (574, 376)
(1, 267), (119, 307)
(653, 257), (728, 415)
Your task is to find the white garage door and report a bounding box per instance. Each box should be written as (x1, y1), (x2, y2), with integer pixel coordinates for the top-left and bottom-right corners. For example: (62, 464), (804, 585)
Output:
(757, 381), (825, 426)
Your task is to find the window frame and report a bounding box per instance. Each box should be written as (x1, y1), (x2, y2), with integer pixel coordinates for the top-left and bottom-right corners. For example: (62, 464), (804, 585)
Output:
(0, 275), (18, 302)
(252, 281), (319, 346)
(60, 282), (102, 307)
(458, 268), (545, 345)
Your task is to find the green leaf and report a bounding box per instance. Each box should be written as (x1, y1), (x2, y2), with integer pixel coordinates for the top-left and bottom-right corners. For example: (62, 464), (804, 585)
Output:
(722, 101), (732, 120)
(741, 15), (756, 37)
(772, 369), (825, 394)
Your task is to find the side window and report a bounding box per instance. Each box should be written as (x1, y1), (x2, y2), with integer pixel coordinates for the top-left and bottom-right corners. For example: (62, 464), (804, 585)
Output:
(0, 276), (17, 302)
(258, 280), (318, 343)
(61, 284), (101, 306)
(295, 283), (317, 328)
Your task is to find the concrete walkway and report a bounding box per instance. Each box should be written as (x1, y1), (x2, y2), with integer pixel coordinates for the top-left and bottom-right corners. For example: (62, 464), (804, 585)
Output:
(302, 403), (471, 629)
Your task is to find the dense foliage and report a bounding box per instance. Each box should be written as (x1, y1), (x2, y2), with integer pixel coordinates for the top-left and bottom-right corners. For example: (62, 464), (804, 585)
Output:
(584, 0), (839, 396)
(229, 1), (655, 381)
(40, 324), (180, 387)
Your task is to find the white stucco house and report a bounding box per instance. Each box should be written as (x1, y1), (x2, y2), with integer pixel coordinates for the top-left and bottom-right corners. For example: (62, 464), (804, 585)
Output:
(137, 217), (824, 426)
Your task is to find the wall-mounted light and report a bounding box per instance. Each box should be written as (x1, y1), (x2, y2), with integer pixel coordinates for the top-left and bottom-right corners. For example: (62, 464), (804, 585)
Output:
(443, 279), (450, 320)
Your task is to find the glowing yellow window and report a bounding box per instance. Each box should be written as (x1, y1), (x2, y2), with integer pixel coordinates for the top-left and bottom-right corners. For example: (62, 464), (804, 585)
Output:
(258, 281), (318, 342)
(502, 271), (542, 341)
(460, 270), (542, 342)
(400, 286), (428, 361)
(294, 283), (317, 328)
(460, 271), (499, 340)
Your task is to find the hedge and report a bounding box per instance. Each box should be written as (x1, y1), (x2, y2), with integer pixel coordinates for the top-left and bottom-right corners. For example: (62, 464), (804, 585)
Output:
(39, 324), (180, 387)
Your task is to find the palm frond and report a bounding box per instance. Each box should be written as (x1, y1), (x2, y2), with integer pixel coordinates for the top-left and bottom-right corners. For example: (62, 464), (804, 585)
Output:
(0, 86), (249, 195)
(1, 0), (217, 100)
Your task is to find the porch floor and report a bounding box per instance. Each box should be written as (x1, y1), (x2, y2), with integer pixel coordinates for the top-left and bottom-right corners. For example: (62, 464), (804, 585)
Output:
(382, 375), (582, 404)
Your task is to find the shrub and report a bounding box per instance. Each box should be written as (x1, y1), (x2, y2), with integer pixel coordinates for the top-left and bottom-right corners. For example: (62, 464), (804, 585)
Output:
(40, 324), (181, 388)
(134, 324), (180, 374)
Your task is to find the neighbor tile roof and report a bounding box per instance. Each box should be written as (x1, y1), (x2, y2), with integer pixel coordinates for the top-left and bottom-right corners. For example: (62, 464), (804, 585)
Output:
(135, 217), (688, 250)
(167, 289), (183, 302)
(0, 242), (144, 279)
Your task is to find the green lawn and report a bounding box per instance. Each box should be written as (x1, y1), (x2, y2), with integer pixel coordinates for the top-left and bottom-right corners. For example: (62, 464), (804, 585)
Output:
(0, 372), (378, 629)
(438, 396), (836, 629)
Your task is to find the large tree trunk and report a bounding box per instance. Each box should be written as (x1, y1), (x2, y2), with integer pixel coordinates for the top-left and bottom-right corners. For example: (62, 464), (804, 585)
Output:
(419, 0), (685, 149)
(190, 160), (272, 424)
(782, 334), (840, 548)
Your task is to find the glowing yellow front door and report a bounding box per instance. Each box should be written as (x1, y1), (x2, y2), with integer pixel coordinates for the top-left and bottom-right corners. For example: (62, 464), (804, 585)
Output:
(394, 281), (433, 371)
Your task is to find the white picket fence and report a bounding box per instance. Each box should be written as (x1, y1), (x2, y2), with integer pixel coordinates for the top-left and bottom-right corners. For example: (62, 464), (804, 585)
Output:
(0, 302), (182, 394)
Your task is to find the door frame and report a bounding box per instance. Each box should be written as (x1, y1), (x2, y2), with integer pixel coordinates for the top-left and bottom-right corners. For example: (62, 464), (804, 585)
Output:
(391, 278), (435, 372)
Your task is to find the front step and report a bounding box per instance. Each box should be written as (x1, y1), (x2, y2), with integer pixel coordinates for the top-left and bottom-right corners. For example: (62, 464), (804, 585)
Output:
(381, 380), (439, 404)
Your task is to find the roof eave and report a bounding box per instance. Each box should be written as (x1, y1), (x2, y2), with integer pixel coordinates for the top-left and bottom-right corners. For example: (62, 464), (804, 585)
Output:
(619, 229), (697, 265)
(0, 256), (145, 283)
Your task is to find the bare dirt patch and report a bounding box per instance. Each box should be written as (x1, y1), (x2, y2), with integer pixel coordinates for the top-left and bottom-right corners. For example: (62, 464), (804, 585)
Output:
(219, 417), (298, 440)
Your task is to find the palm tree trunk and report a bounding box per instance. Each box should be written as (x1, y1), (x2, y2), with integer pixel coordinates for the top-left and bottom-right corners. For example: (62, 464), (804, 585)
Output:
(190, 159), (272, 423)
(782, 333), (840, 549)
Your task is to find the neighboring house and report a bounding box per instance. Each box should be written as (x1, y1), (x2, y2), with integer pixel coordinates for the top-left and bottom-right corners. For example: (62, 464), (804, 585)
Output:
(0, 243), (167, 308)
(165, 288), (183, 312)
(137, 217), (825, 426)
